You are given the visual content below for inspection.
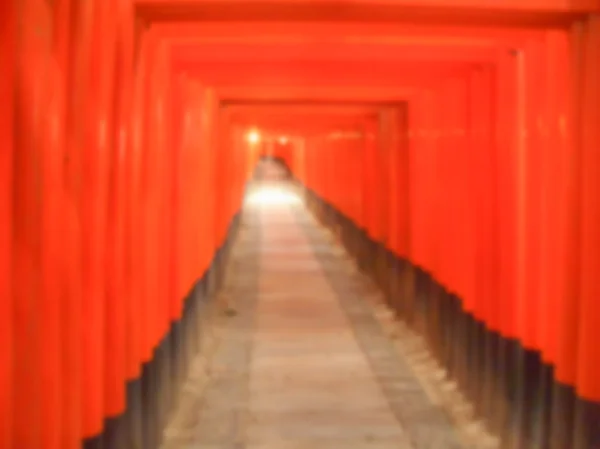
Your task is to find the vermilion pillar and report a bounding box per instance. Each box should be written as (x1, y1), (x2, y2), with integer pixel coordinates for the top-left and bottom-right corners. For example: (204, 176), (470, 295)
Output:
(362, 120), (378, 239)
(0, 1), (16, 447)
(545, 25), (582, 449)
(408, 90), (436, 275)
(495, 49), (519, 343)
(13, 3), (56, 448)
(575, 13), (600, 403)
(469, 64), (496, 329)
(54, 0), (85, 447)
(40, 60), (68, 449)
(573, 15), (600, 449)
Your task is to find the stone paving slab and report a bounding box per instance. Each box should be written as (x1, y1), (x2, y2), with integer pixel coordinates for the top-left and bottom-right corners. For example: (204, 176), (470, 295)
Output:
(291, 210), (465, 449)
(161, 181), (466, 449)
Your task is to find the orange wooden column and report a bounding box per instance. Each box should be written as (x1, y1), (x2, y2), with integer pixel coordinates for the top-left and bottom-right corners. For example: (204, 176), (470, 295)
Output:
(40, 60), (68, 449)
(362, 120), (378, 237)
(573, 15), (600, 449)
(12, 3), (59, 448)
(575, 13), (600, 401)
(538, 30), (568, 369)
(206, 92), (219, 266)
(529, 33), (549, 366)
(316, 136), (323, 203)
(397, 105), (411, 261)
(54, 0), (85, 446)
(349, 135), (362, 228)
(177, 78), (193, 295)
(218, 115), (231, 235)
(129, 34), (150, 380)
(483, 49), (518, 437)
(0, 1), (16, 447)
(494, 49), (519, 344)
(384, 109), (399, 257)
(333, 137), (344, 215)
(132, 26), (153, 373)
(211, 107), (220, 259)
(179, 81), (208, 286)
(453, 75), (476, 312)
(548, 22), (583, 449)
(130, 25), (158, 448)
(408, 92), (435, 274)
(328, 135), (336, 208)
(147, 40), (172, 354)
(314, 137), (321, 196)
(519, 37), (545, 355)
(468, 63), (502, 424)
(469, 64), (497, 331)
(213, 102), (226, 254)
(220, 113), (230, 247)
(104, 2), (130, 438)
(329, 138), (338, 212)
(375, 114), (391, 251)
(169, 74), (186, 312)
(318, 136), (328, 204)
(118, 5), (143, 400)
(206, 91), (217, 272)
(524, 29), (569, 449)
(435, 79), (457, 294)
(80, 0), (118, 437)
(318, 137), (326, 200)
(140, 30), (158, 365)
(323, 136), (332, 206)
(314, 137), (319, 193)
(310, 137), (318, 195)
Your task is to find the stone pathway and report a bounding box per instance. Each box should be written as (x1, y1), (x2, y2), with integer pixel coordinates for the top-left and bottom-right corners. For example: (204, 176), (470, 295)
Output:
(161, 181), (466, 449)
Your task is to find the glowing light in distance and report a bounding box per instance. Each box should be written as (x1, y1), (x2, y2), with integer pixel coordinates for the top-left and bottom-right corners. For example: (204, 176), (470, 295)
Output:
(245, 186), (301, 206)
(247, 129), (261, 144)
(278, 136), (289, 145)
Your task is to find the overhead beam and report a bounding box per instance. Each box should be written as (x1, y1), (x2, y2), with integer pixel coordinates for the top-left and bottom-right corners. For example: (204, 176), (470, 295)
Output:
(151, 21), (544, 42)
(173, 60), (475, 86)
(221, 101), (402, 109)
(229, 115), (377, 136)
(170, 41), (499, 63)
(216, 85), (418, 102)
(136, 1), (592, 27)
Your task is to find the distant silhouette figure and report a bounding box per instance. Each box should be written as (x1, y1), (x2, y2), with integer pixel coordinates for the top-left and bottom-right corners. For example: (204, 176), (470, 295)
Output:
(255, 156), (291, 181)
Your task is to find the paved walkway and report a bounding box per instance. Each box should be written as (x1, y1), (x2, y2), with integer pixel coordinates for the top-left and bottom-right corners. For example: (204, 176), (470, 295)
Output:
(161, 181), (467, 449)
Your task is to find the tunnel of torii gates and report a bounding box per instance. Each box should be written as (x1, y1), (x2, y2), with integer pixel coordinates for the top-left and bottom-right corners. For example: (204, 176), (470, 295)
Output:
(1, 0), (600, 448)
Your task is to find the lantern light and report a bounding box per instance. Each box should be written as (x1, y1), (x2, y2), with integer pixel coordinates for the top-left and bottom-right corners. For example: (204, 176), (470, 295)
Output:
(247, 129), (261, 144)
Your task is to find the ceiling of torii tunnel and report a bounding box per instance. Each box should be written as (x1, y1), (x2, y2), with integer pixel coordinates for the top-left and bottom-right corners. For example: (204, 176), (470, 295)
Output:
(130, 0), (597, 146)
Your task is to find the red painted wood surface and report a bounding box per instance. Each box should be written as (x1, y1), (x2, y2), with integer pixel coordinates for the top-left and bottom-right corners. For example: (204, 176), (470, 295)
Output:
(136, 0), (599, 13)
(538, 31), (567, 367)
(0, 1), (16, 448)
(576, 15), (600, 403)
(554, 22), (583, 390)
(13, 3), (56, 448)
